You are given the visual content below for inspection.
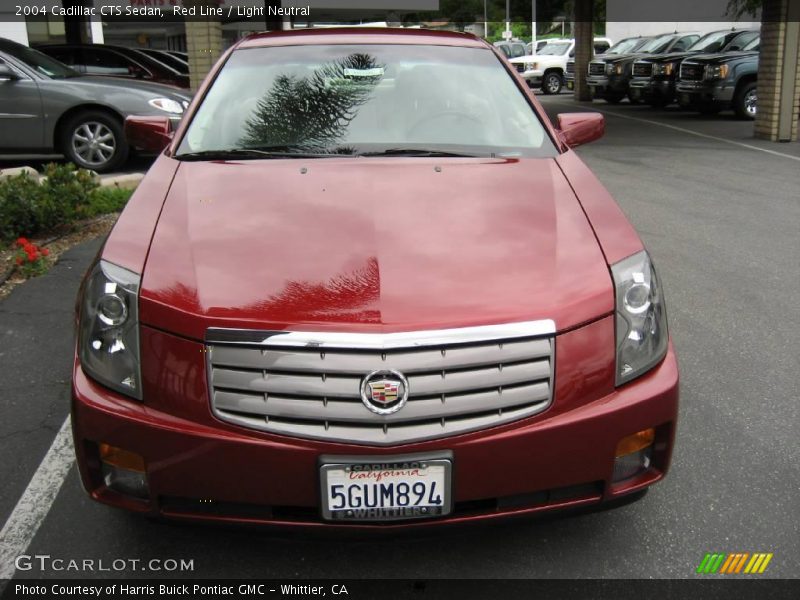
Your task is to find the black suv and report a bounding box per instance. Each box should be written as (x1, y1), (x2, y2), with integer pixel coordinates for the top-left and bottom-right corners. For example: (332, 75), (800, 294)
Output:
(586, 32), (702, 103)
(565, 36), (652, 91)
(629, 29), (759, 107)
(675, 35), (761, 119)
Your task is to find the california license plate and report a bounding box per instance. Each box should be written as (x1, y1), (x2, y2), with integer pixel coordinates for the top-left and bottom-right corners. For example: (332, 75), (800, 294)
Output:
(320, 457), (452, 521)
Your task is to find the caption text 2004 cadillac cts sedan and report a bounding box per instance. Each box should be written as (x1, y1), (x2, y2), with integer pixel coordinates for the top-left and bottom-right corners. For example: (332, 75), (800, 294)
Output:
(71, 28), (679, 527)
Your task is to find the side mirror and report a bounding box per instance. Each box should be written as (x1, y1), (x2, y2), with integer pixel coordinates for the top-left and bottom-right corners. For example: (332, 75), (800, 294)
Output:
(0, 64), (20, 82)
(556, 113), (605, 148)
(124, 115), (174, 153)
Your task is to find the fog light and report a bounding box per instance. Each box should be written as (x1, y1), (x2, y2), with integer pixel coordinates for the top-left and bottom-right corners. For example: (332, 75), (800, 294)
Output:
(100, 443), (148, 498)
(612, 428), (655, 482)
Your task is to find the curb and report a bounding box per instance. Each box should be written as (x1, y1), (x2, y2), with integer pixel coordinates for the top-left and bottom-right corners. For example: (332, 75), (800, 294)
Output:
(0, 166), (144, 189)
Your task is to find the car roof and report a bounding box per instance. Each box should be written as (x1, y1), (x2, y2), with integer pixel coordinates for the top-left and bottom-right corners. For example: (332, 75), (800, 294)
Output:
(237, 27), (487, 50)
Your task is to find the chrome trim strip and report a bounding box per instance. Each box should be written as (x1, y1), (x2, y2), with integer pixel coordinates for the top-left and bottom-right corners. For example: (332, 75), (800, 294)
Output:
(206, 319), (556, 349)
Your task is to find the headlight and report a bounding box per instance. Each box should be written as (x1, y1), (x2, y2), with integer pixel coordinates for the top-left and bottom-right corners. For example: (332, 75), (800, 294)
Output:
(704, 64), (729, 80)
(612, 251), (668, 385)
(148, 97), (184, 114)
(653, 63), (674, 76)
(605, 63), (615, 75)
(525, 62), (537, 71)
(78, 260), (142, 399)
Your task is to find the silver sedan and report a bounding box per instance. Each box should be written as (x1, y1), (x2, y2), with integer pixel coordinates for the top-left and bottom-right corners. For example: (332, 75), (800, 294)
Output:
(0, 38), (192, 172)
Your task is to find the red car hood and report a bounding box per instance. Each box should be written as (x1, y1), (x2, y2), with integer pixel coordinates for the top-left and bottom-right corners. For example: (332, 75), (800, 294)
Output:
(140, 157), (613, 339)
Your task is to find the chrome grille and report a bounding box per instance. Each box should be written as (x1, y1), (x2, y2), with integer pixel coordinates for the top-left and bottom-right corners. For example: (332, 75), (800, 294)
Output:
(565, 61), (575, 74)
(588, 62), (606, 76)
(680, 62), (703, 81)
(515, 63), (526, 73)
(207, 321), (555, 445)
(632, 62), (652, 77)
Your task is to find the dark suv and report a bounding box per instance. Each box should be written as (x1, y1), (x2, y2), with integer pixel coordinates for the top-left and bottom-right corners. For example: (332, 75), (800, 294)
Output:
(629, 29), (759, 107)
(587, 32), (702, 103)
(565, 36), (652, 91)
(675, 36), (760, 119)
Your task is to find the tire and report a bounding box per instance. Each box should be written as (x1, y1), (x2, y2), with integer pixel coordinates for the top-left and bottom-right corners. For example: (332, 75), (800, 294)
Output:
(734, 81), (757, 120)
(60, 110), (128, 173)
(542, 72), (563, 95)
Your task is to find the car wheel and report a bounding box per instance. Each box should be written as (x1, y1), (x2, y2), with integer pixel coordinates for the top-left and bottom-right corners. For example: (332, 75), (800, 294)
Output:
(542, 72), (563, 95)
(734, 81), (757, 120)
(61, 110), (129, 173)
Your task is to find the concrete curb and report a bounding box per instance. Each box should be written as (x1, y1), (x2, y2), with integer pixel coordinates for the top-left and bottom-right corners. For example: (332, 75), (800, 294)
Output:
(0, 166), (144, 189)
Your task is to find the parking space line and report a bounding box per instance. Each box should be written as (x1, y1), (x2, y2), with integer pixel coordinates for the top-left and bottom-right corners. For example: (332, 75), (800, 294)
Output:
(549, 101), (800, 162)
(0, 416), (74, 580)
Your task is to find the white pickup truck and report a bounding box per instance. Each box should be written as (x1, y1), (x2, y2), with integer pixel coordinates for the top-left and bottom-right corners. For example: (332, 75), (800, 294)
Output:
(511, 38), (612, 94)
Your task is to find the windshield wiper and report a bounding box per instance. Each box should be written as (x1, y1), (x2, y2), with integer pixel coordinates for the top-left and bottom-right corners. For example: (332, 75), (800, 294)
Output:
(359, 148), (485, 158)
(176, 148), (352, 161)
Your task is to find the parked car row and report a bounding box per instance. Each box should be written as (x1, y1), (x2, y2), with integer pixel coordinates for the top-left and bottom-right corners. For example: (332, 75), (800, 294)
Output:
(0, 38), (191, 172)
(35, 43), (189, 88)
(566, 29), (761, 119)
(510, 37), (613, 94)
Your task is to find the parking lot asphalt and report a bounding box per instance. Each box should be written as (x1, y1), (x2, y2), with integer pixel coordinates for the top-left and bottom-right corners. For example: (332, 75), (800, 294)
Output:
(0, 96), (798, 581)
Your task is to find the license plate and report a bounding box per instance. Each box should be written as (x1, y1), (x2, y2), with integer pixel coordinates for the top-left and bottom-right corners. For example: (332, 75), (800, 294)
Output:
(680, 92), (691, 104)
(630, 88), (641, 98)
(320, 458), (452, 522)
(567, 81), (574, 90)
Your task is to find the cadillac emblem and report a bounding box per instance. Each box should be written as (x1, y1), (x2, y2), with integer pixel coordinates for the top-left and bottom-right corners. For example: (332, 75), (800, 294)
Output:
(360, 369), (410, 415)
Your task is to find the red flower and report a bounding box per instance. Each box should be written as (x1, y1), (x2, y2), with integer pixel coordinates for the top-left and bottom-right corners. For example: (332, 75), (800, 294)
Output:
(27, 254), (37, 263)
(16, 237), (28, 246)
(15, 257), (23, 266)
(42, 248), (50, 257)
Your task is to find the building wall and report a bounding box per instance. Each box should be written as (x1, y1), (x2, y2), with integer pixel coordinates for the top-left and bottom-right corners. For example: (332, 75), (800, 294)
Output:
(0, 18), (30, 45)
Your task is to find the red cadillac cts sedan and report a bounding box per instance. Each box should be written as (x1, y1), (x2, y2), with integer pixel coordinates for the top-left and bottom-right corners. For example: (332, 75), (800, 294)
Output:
(72, 28), (679, 527)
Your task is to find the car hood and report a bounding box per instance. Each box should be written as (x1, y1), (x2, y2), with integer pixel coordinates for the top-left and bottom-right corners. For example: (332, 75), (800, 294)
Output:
(683, 51), (758, 64)
(139, 157), (614, 339)
(511, 54), (566, 65)
(593, 53), (649, 64)
(74, 75), (190, 99)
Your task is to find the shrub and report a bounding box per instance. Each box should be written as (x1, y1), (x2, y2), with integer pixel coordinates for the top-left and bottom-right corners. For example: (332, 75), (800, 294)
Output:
(0, 163), (131, 245)
(84, 186), (134, 218)
(0, 172), (42, 242)
(38, 163), (99, 227)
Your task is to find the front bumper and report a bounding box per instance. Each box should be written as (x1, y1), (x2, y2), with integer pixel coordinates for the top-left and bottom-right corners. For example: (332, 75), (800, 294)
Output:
(586, 75), (629, 98)
(519, 69), (544, 85)
(72, 319), (679, 528)
(675, 79), (734, 107)
(628, 78), (673, 102)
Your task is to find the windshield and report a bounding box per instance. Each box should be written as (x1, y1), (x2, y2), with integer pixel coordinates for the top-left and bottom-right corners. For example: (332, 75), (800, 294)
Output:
(177, 44), (555, 159)
(538, 42), (571, 56)
(607, 37), (648, 55)
(689, 31), (731, 53)
(743, 37), (760, 51)
(0, 42), (78, 79)
(638, 34), (677, 53)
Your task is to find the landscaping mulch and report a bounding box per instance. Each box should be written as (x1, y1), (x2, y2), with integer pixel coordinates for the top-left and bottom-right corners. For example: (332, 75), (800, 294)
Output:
(0, 213), (119, 301)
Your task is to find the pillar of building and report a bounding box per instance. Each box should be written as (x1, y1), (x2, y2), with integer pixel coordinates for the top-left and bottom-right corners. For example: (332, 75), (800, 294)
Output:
(754, 0), (800, 142)
(573, 0), (594, 102)
(184, 1), (223, 92)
